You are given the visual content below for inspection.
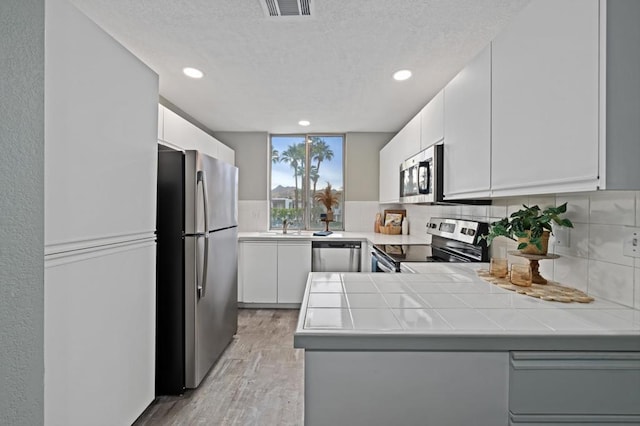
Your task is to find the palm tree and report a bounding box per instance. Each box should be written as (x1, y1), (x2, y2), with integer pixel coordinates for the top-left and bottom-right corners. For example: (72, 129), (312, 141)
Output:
(309, 137), (334, 195)
(279, 142), (306, 209)
(271, 147), (279, 164)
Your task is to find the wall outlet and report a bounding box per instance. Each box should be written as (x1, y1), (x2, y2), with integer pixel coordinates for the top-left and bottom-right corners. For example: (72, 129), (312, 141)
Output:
(554, 227), (570, 248)
(623, 228), (640, 258)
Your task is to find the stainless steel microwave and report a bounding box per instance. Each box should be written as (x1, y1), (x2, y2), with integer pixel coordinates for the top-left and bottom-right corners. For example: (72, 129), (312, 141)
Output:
(399, 144), (443, 204)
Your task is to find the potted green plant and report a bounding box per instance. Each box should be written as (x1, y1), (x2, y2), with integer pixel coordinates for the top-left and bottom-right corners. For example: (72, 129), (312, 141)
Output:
(483, 203), (574, 255)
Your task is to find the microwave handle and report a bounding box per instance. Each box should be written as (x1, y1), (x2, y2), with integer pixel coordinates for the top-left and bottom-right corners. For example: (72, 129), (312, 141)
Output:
(418, 161), (431, 193)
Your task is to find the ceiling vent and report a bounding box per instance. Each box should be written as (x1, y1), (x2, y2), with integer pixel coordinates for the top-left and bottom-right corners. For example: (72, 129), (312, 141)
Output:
(261, 0), (312, 17)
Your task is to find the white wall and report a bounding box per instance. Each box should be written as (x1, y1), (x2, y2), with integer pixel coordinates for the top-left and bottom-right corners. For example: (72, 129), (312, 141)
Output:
(0, 1), (45, 424)
(346, 132), (394, 201)
(213, 131), (269, 201)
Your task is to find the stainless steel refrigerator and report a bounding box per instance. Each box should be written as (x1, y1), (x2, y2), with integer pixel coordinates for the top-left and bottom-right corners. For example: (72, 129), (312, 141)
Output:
(156, 148), (238, 395)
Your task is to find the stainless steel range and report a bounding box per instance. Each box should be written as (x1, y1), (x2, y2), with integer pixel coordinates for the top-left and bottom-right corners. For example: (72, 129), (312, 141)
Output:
(371, 218), (489, 272)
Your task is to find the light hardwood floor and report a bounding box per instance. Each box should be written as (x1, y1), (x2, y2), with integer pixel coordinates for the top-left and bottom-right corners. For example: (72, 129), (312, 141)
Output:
(134, 309), (304, 426)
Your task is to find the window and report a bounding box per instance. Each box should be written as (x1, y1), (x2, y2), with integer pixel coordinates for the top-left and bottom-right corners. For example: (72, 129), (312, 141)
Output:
(270, 134), (344, 231)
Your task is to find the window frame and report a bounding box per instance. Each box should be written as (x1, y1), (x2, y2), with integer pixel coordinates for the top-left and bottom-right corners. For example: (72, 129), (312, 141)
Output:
(268, 133), (346, 231)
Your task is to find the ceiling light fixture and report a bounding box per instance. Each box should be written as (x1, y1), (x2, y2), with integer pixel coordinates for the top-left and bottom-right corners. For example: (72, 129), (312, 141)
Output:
(183, 67), (204, 79)
(298, 120), (310, 126)
(393, 69), (412, 81)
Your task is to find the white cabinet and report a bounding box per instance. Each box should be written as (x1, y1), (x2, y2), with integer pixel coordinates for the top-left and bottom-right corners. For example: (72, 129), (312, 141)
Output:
(277, 242), (313, 303)
(239, 240), (312, 304)
(240, 241), (278, 303)
(157, 103), (164, 140)
(378, 138), (401, 203)
(443, 45), (492, 200)
(491, 0), (600, 196)
(45, 241), (156, 426)
(218, 142), (235, 165)
(378, 112), (421, 203)
(397, 112), (422, 161)
(159, 105), (235, 165)
(45, 21), (158, 250)
(378, 1), (640, 200)
(44, 2), (157, 422)
(162, 106), (219, 158)
(420, 89), (444, 151)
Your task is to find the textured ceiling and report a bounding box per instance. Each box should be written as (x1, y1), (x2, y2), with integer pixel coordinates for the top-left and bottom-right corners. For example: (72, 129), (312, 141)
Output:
(68, 0), (530, 134)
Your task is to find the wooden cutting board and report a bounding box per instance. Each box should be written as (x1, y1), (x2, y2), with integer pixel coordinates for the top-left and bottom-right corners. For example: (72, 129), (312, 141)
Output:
(476, 269), (594, 303)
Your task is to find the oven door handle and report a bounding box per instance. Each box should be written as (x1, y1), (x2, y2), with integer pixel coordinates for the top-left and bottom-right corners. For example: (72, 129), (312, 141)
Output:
(377, 261), (397, 273)
(372, 252), (397, 273)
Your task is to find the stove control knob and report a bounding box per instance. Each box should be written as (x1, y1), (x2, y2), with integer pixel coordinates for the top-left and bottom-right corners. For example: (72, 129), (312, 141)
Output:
(466, 229), (476, 236)
(461, 227), (468, 234)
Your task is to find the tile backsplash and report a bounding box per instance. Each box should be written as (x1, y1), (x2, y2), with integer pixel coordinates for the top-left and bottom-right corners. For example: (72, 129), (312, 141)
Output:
(237, 200), (269, 231)
(401, 191), (640, 309)
(238, 191), (640, 309)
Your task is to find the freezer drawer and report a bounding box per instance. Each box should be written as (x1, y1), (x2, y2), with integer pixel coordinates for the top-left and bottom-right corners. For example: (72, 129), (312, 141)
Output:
(311, 241), (361, 272)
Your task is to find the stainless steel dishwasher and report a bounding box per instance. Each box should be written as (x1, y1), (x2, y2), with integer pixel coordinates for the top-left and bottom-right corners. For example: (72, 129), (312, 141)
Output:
(311, 241), (362, 272)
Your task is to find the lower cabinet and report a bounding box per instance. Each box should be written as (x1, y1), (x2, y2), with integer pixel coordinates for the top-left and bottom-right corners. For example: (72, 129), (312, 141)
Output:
(305, 350), (510, 426)
(239, 240), (312, 304)
(240, 241), (278, 303)
(509, 351), (640, 425)
(277, 242), (313, 303)
(45, 241), (156, 426)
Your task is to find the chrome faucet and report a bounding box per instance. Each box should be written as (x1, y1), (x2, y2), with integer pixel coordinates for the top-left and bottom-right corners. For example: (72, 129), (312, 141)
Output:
(282, 219), (289, 234)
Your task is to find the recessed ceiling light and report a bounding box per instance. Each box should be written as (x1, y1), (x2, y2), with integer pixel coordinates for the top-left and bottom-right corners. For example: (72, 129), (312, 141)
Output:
(393, 69), (412, 81)
(183, 67), (204, 79)
(298, 120), (310, 126)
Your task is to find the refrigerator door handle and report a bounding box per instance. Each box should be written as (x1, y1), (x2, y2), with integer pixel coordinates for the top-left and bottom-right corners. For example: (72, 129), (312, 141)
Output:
(197, 170), (210, 235)
(197, 170), (210, 298)
(198, 236), (209, 298)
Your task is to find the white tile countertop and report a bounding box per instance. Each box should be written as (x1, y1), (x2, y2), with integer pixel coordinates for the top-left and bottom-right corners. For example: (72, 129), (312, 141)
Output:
(238, 231), (429, 245)
(293, 263), (640, 351)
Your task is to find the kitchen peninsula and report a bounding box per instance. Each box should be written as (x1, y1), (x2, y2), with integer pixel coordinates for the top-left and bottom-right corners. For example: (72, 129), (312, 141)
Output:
(294, 264), (640, 426)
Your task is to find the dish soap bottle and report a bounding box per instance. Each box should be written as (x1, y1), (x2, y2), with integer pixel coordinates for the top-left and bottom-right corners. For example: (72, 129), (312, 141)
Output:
(401, 217), (409, 235)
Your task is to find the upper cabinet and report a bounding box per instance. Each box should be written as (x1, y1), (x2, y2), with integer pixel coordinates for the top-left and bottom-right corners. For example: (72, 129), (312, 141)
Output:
(379, 0), (640, 202)
(379, 136), (402, 203)
(397, 112), (422, 162)
(443, 45), (491, 200)
(491, 0), (640, 195)
(420, 90), (444, 151)
(157, 104), (164, 141)
(379, 112), (422, 203)
(491, 0), (600, 196)
(218, 143), (235, 165)
(159, 105), (235, 165)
